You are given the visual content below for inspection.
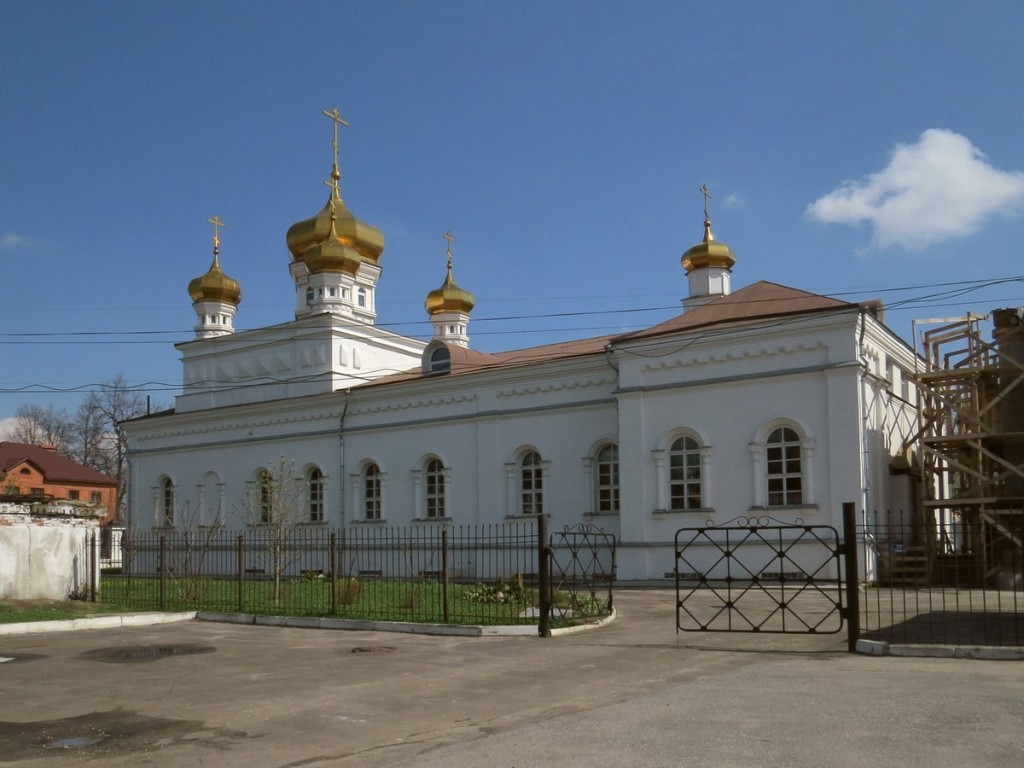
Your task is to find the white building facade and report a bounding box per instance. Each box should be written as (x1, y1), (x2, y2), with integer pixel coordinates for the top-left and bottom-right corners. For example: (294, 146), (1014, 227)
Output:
(122, 130), (919, 582)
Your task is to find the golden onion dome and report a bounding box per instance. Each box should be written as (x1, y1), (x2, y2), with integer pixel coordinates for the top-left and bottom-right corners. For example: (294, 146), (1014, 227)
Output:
(426, 264), (475, 315)
(681, 217), (736, 274)
(301, 215), (364, 275)
(286, 172), (384, 268)
(188, 252), (241, 305)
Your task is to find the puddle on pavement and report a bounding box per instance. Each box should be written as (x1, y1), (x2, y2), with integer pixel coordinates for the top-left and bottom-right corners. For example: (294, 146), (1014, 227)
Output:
(45, 734), (107, 749)
(0, 653), (45, 664)
(77, 644), (216, 663)
(0, 709), (247, 760)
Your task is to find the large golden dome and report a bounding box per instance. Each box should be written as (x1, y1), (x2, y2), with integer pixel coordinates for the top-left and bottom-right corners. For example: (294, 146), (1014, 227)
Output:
(286, 171), (384, 271)
(188, 252), (241, 305)
(299, 211), (364, 275)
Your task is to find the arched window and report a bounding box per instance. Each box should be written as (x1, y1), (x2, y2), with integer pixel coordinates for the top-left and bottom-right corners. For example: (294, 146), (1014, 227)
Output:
(766, 427), (803, 507)
(425, 458), (446, 518)
(596, 444), (619, 514)
(161, 477), (175, 527)
(521, 451), (543, 515)
(199, 471), (223, 527)
(363, 463), (381, 520)
(357, 287), (367, 307)
(429, 346), (451, 374)
(669, 436), (702, 510)
(308, 467), (324, 523)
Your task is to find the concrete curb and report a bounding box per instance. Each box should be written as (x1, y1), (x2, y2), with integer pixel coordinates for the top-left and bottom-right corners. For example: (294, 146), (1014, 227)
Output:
(0, 612), (197, 636)
(0, 607), (616, 639)
(197, 608), (617, 637)
(856, 639), (1024, 660)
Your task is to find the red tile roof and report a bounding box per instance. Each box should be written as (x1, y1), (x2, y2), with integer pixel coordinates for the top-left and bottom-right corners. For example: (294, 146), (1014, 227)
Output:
(0, 442), (117, 486)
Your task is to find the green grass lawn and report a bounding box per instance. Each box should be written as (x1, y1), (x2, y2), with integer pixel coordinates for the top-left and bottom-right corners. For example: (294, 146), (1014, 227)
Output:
(0, 577), (605, 627)
(0, 599), (136, 624)
(99, 574), (547, 625)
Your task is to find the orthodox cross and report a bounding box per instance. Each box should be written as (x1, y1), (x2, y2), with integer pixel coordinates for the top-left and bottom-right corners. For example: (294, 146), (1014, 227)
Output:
(322, 106), (349, 170)
(443, 230), (456, 269)
(208, 215), (225, 254)
(700, 184), (711, 222)
(323, 178), (339, 220)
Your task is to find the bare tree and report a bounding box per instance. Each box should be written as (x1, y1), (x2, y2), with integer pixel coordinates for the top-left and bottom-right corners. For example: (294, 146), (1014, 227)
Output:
(73, 392), (110, 472)
(7, 379), (154, 520)
(93, 375), (151, 518)
(10, 403), (74, 455)
(240, 456), (308, 603)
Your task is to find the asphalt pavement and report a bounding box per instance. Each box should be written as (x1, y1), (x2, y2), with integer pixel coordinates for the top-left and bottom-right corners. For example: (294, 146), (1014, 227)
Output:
(1, 589), (1021, 767)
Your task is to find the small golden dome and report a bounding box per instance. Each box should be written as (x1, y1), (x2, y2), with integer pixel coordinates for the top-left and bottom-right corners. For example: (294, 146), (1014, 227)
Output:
(681, 217), (736, 273)
(188, 252), (241, 305)
(286, 174), (384, 270)
(426, 264), (475, 315)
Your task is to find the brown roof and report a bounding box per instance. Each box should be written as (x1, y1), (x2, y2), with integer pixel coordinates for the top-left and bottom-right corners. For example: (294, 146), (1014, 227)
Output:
(0, 442), (117, 486)
(620, 281), (856, 341)
(354, 281), (862, 391)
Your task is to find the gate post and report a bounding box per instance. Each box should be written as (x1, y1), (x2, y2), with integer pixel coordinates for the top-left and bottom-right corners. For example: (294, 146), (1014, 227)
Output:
(158, 533), (166, 610)
(842, 502), (861, 652)
(538, 514), (551, 638)
(330, 532), (338, 615)
(236, 534), (244, 612)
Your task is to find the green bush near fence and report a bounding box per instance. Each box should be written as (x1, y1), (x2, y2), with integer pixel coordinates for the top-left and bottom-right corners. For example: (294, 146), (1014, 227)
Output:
(99, 574), (554, 625)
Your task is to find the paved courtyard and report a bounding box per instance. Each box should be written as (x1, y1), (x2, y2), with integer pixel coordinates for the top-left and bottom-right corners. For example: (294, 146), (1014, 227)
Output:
(1, 589), (1022, 767)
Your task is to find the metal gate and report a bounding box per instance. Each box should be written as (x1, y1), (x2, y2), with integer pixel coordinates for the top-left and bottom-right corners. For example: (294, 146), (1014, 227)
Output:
(675, 515), (849, 637)
(549, 523), (616, 620)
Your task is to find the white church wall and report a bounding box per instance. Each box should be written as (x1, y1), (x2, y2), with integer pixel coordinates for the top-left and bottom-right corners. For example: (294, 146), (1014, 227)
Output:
(342, 359), (620, 532)
(125, 396), (348, 529)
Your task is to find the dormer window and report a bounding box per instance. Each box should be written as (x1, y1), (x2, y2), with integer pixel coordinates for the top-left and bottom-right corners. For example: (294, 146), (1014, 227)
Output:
(422, 343), (451, 376)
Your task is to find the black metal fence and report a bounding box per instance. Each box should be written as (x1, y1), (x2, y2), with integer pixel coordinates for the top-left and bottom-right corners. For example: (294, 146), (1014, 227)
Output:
(858, 510), (1024, 647)
(100, 520), (615, 629)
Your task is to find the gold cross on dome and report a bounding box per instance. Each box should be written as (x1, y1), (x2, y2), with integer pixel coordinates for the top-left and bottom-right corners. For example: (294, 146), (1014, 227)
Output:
(442, 230), (456, 268)
(208, 215), (225, 252)
(322, 106), (349, 169)
(700, 184), (711, 221)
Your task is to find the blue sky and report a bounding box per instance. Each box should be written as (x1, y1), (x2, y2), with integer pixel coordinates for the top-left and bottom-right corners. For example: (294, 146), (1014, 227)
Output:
(2, 1), (1023, 431)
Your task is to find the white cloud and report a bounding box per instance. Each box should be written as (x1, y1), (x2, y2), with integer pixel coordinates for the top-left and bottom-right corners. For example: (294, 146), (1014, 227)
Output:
(0, 417), (18, 440)
(1, 232), (32, 249)
(721, 193), (743, 209)
(806, 129), (1024, 250)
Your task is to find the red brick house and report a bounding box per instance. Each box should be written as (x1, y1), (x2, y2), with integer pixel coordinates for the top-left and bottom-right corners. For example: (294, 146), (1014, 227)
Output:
(0, 442), (118, 524)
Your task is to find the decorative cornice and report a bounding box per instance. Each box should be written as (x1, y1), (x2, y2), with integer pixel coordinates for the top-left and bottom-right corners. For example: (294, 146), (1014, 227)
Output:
(348, 393), (478, 416)
(132, 407), (347, 442)
(496, 376), (616, 398)
(640, 341), (827, 373)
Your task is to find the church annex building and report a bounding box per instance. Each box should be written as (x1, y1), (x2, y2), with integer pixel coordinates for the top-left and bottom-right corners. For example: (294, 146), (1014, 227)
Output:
(122, 113), (919, 582)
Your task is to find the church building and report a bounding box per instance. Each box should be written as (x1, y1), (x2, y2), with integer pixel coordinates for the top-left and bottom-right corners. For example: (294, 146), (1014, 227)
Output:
(122, 112), (919, 581)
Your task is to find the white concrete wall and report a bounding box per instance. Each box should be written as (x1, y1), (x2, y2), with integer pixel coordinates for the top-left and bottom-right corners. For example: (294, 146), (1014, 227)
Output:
(0, 503), (102, 600)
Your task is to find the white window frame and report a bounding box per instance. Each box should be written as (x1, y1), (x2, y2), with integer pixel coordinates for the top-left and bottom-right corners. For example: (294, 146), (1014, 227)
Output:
(749, 420), (815, 510)
(652, 429), (713, 514)
(591, 443), (619, 515)
(307, 466), (325, 523)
